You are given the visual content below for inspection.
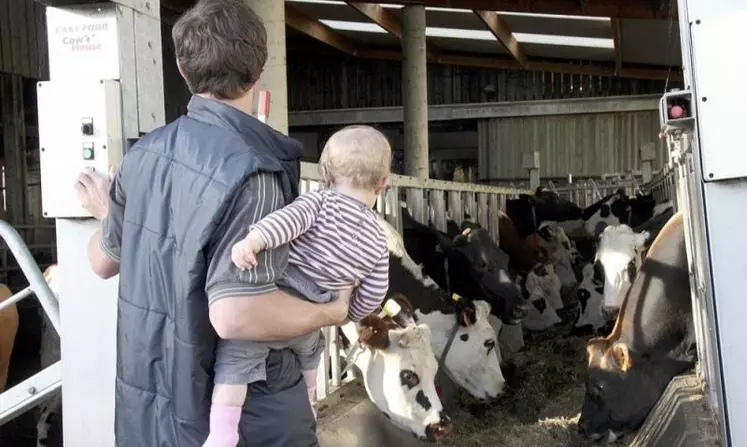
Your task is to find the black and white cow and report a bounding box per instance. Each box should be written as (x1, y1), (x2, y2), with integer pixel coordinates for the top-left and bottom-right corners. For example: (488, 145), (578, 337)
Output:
(578, 211), (696, 442)
(582, 190), (666, 238)
(378, 216), (506, 401)
(399, 207), (530, 325)
(571, 263), (609, 336)
(505, 187), (584, 240)
(595, 224), (650, 317)
(517, 263), (563, 332)
(339, 296), (452, 442)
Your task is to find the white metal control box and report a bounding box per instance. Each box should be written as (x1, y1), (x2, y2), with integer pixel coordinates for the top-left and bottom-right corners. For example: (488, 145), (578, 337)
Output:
(37, 79), (124, 218)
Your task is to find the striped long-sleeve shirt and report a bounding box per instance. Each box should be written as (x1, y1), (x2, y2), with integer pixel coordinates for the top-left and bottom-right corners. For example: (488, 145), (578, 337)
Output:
(251, 188), (389, 322)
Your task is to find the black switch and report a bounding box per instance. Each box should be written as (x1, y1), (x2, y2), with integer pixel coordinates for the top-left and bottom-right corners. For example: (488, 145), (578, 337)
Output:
(81, 118), (94, 136)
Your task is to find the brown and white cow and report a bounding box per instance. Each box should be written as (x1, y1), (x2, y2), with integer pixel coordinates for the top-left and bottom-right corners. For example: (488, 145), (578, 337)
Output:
(578, 211), (696, 442)
(0, 283), (18, 393)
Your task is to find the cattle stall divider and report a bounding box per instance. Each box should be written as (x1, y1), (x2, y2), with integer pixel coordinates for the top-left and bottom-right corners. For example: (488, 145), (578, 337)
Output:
(298, 162), (530, 401)
(0, 220), (61, 426)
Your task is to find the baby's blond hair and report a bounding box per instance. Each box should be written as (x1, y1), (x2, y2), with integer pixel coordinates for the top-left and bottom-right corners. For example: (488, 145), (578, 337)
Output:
(318, 125), (392, 190)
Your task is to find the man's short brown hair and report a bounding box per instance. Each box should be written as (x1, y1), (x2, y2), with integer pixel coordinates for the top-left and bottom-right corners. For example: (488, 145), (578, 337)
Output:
(172, 0), (267, 100)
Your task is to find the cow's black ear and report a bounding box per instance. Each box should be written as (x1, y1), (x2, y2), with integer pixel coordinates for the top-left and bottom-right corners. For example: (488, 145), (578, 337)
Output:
(358, 315), (391, 350)
(454, 297), (477, 327)
(387, 293), (415, 320)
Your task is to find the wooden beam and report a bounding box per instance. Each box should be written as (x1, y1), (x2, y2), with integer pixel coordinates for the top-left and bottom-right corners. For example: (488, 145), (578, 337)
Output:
(285, 5), (360, 56)
(474, 10), (527, 68)
(284, 10), (680, 81)
(611, 18), (623, 75)
(347, 2), (402, 39)
(345, 0), (676, 20)
(348, 49), (680, 81)
(346, 2), (441, 62)
(289, 94), (664, 127)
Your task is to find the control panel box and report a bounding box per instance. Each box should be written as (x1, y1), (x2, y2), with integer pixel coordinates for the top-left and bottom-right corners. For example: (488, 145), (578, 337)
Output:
(37, 79), (124, 218)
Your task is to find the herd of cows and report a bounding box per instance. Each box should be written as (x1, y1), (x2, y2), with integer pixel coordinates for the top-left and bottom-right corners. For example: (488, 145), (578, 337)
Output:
(337, 186), (697, 444)
(0, 187), (698, 446)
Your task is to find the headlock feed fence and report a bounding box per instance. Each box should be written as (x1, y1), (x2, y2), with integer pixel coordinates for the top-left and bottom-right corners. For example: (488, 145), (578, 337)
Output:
(298, 161), (529, 401)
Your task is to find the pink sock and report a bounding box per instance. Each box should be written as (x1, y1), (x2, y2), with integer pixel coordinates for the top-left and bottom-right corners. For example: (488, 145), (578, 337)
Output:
(202, 404), (241, 447)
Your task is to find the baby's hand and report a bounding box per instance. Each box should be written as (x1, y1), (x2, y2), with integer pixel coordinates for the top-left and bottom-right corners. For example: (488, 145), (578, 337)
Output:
(231, 231), (265, 271)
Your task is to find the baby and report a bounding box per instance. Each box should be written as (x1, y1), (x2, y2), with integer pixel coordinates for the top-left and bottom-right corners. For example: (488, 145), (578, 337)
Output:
(204, 125), (392, 447)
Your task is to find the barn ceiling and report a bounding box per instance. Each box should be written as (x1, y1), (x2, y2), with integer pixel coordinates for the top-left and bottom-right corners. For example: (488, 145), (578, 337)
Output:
(160, 0), (683, 81)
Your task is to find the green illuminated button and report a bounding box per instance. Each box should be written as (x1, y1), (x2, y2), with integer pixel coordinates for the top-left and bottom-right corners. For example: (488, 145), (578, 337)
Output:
(82, 143), (94, 160)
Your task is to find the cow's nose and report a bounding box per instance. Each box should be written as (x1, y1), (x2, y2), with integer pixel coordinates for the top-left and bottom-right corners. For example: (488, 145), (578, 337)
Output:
(425, 415), (453, 441)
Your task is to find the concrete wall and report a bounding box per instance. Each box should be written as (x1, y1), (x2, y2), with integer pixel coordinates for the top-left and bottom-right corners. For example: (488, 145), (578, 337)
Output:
(477, 110), (665, 181)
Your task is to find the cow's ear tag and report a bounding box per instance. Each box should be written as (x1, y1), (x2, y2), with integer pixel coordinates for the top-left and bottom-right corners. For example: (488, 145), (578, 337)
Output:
(451, 293), (462, 302)
(461, 228), (472, 236)
(383, 299), (402, 318)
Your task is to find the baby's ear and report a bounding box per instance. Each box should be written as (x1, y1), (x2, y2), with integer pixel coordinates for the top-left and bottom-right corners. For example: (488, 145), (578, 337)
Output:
(375, 175), (389, 194)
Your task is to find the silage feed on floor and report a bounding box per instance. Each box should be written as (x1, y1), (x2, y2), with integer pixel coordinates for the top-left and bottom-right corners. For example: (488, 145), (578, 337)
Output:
(435, 325), (631, 447)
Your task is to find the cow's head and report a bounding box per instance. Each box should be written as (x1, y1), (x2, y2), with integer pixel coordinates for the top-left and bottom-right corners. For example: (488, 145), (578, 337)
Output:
(578, 337), (688, 441)
(583, 189), (630, 237)
(440, 227), (530, 325)
(518, 265), (563, 332)
(536, 222), (578, 294)
(594, 225), (649, 317)
(344, 300), (452, 442)
(572, 264), (609, 335)
(415, 298), (506, 402)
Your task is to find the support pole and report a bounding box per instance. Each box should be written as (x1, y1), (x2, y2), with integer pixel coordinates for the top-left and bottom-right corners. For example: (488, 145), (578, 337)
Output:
(244, 0), (288, 135)
(402, 6), (429, 224)
(402, 5), (429, 180)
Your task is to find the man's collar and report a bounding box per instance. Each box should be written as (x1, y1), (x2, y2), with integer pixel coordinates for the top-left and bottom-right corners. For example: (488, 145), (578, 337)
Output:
(186, 95), (265, 136)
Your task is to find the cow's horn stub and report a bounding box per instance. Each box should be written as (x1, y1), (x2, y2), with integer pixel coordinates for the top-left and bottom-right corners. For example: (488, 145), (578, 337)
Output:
(461, 228), (472, 236)
(451, 293), (462, 302)
(382, 299), (402, 318)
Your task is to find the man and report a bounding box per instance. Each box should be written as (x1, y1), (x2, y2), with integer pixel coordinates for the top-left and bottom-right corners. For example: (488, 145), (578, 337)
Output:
(74, 1), (351, 445)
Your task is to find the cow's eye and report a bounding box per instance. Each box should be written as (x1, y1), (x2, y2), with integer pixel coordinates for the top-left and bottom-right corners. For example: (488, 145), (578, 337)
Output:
(400, 369), (420, 389)
(484, 339), (496, 351)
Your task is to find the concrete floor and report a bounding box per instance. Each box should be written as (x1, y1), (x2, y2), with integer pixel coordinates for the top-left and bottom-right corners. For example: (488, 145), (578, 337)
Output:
(315, 381), (430, 447)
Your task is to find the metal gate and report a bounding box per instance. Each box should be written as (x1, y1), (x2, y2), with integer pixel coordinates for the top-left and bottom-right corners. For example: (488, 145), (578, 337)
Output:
(0, 221), (60, 426)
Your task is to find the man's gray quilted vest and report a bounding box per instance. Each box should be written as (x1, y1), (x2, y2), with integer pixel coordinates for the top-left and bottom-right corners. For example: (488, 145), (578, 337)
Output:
(113, 96), (302, 446)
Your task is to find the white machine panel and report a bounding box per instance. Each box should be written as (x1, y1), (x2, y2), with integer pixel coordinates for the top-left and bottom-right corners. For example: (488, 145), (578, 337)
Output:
(689, 10), (747, 182)
(37, 79), (123, 218)
(46, 4), (120, 82)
